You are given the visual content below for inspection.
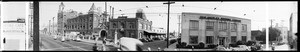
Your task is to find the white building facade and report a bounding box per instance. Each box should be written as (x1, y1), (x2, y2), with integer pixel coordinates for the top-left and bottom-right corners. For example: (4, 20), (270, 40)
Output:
(181, 12), (251, 47)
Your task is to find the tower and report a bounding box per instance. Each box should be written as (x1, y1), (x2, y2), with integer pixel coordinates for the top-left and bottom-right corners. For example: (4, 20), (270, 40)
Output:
(58, 2), (65, 13)
(88, 3), (98, 14)
(57, 2), (65, 36)
(136, 8), (147, 19)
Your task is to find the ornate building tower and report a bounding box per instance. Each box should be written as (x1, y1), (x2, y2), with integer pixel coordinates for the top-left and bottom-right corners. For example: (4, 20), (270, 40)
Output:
(57, 2), (65, 36)
(88, 3), (108, 39)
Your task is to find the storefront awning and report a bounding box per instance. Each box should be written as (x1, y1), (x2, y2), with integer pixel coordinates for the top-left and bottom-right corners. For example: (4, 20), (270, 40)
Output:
(144, 30), (166, 35)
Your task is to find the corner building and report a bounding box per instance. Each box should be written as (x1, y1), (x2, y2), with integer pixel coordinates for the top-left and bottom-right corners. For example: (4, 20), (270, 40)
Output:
(181, 12), (251, 47)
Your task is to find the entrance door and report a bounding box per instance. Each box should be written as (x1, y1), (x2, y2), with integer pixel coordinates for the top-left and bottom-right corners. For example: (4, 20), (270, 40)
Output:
(219, 37), (225, 45)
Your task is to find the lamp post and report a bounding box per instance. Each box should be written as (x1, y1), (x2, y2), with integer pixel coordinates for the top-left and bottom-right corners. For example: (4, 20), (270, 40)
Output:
(163, 1), (175, 48)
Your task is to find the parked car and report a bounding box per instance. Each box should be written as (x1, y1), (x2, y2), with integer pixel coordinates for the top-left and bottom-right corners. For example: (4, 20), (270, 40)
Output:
(139, 38), (148, 42)
(61, 36), (66, 42)
(53, 35), (58, 40)
(152, 37), (160, 40)
(75, 36), (82, 41)
(146, 38), (153, 42)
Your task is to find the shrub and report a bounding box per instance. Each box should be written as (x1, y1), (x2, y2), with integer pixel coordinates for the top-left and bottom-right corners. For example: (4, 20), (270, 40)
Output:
(207, 44), (218, 49)
(229, 43), (238, 47)
(198, 42), (205, 49)
(246, 40), (256, 46)
(236, 40), (247, 45)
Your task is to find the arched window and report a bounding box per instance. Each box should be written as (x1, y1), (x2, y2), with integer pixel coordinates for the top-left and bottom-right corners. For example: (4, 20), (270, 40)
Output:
(129, 22), (134, 28)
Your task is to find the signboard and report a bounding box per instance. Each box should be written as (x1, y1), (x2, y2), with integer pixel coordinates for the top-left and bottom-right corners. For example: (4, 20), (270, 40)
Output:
(2, 21), (26, 50)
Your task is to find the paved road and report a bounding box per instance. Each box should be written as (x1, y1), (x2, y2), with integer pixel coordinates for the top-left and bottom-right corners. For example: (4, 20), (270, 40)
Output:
(140, 40), (168, 51)
(40, 33), (118, 51)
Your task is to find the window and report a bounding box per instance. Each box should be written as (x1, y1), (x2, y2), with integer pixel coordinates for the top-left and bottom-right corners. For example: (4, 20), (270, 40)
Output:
(149, 25), (151, 30)
(90, 24), (93, 29)
(206, 21), (214, 31)
(189, 20), (199, 30)
(139, 23), (142, 29)
(142, 24), (145, 29)
(189, 36), (198, 44)
(206, 36), (214, 44)
(242, 24), (247, 32)
(129, 22), (135, 28)
(113, 22), (117, 28)
(231, 36), (237, 43)
(219, 22), (227, 31)
(121, 22), (126, 28)
(242, 36), (247, 42)
(231, 23), (237, 32)
(145, 25), (148, 30)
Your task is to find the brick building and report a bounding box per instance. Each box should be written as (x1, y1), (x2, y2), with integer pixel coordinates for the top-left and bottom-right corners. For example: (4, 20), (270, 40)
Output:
(58, 3), (108, 39)
(108, 9), (153, 39)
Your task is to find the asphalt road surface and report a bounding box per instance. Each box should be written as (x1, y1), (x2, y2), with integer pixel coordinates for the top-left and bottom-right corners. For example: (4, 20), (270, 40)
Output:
(140, 40), (168, 51)
(40, 33), (118, 51)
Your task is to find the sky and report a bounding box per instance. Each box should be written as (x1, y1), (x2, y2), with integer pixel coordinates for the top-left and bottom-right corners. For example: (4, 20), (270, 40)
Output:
(268, 2), (297, 29)
(1, 2), (26, 21)
(39, 1), (297, 32)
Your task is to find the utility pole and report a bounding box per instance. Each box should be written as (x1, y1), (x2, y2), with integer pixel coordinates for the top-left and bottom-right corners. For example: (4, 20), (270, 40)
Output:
(270, 19), (274, 27)
(112, 7), (114, 19)
(49, 20), (51, 35)
(178, 15), (181, 38)
(163, 1), (175, 48)
(33, 1), (39, 51)
(52, 17), (55, 35)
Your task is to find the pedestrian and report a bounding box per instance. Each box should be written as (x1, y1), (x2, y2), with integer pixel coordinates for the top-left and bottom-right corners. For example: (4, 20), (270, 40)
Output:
(102, 40), (106, 51)
(92, 43), (99, 51)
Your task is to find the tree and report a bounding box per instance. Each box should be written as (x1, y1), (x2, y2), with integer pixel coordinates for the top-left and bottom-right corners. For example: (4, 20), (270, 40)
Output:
(269, 27), (281, 41)
(255, 29), (266, 44)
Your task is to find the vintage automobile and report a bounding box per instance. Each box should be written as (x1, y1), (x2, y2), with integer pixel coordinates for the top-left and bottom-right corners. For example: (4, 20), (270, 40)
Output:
(61, 36), (66, 42)
(53, 35), (58, 40)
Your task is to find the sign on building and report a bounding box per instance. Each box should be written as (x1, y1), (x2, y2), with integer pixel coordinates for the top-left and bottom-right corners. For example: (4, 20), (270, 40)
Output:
(1, 20), (27, 50)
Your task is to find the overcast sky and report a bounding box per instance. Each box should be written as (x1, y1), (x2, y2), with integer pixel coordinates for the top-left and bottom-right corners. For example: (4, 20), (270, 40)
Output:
(1, 2), (26, 21)
(39, 1), (297, 32)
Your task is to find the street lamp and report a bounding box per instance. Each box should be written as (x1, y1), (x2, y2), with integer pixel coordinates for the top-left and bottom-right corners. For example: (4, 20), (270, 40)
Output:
(163, 1), (175, 48)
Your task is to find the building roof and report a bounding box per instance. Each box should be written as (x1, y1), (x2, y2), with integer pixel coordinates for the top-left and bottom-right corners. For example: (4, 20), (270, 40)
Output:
(88, 3), (97, 13)
(182, 12), (251, 21)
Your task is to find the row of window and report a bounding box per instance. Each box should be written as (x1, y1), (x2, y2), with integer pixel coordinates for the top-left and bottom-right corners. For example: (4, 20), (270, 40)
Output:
(112, 22), (135, 29)
(139, 23), (152, 30)
(152, 29), (165, 33)
(67, 17), (92, 23)
(189, 20), (246, 32)
(65, 24), (93, 30)
(188, 36), (247, 44)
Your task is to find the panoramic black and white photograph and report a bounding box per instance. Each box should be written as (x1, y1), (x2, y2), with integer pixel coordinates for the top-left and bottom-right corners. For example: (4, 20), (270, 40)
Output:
(0, 1), (298, 51)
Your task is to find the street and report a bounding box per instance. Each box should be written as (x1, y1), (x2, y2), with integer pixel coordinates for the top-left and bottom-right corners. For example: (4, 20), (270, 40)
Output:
(140, 40), (168, 51)
(40, 33), (118, 51)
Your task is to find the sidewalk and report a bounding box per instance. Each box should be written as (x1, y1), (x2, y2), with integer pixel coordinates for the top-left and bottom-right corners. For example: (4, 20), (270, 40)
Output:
(164, 42), (214, 51)
(79, 39), (119, 48)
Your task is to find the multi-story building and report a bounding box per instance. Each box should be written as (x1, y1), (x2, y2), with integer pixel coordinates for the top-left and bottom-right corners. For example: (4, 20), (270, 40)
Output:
(57, 2), (79, 36)
(109, 9), (153, 39)
(181, 12), (251, 47)
(274, 24), (289, 43)
(58, 3), (108, 39)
